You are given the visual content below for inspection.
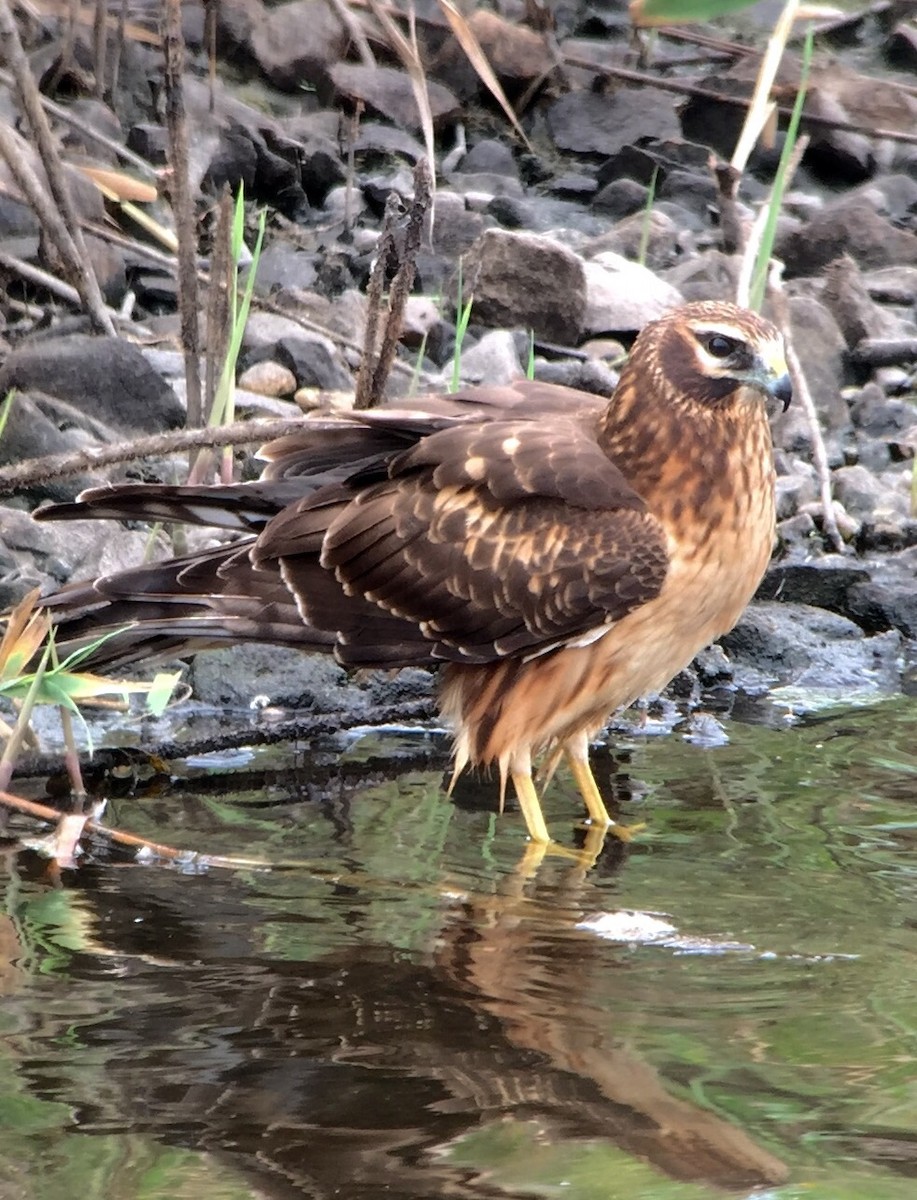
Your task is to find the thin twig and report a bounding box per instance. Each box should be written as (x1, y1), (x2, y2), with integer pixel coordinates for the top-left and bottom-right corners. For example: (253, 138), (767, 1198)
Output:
(0, 788), (272, 869)
(0, 0), (115, 333)
(769, 275), (846, 554)
(0, 415), (314, 496)
(92, 0), (107, 99)
(0, 66), (158, 176)
(109, 0), (128, 107)
(0, 247), (89, 309)
(162, 0), (202, 428)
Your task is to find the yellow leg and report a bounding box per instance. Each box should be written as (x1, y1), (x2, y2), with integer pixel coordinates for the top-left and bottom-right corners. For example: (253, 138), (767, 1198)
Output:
(565, 733), (644, 842)
(510, 769), (551, 844)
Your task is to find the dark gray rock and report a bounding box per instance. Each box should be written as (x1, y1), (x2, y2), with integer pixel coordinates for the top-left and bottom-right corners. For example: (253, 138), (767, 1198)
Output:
(461, 229), (587, 346)
(0, 506), (155, 593)
(721, 602), (901, 696)
(0, 335), (184, 434)
(271, 335), (354, 391)
(832, 464), (908, 520)
(127, 122), (168, 164)
(252, 0), (347, 91)
(330, 63), (460, 131)
(756, 557), (870, 612)
(0, 393), (100, 502)
(457, 139), (518, 177)
(550, 172), (599, 201)
(546, 87), (680, 158)
(485, 195), (538, 230)
(591, 178), (647, 219)
(846, 550), (917, 636)
(777, 198), (917, 277)
(821, 255), (907, 348)
(533, 356), (619, 397)
(431, 191), (490, 257)
(656, 169), (719, 218)
(190, 644), (352, 709)
(771, 296), (850, 455)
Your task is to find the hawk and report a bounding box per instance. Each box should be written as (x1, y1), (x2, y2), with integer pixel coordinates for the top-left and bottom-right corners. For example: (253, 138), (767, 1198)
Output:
(36, 301), (791, 846)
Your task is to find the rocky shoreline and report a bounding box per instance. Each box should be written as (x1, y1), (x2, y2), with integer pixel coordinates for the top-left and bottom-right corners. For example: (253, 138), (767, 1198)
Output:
(0, 0), (916, 737)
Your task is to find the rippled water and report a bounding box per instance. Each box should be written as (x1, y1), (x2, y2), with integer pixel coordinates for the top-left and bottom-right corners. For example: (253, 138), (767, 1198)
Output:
(2, 697), (916, 1200)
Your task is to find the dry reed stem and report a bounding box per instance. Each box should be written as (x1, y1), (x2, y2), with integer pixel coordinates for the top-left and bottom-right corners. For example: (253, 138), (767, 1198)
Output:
(0, 415), (311, 497)
(0, 0), (114, 333)
(162, 0), (202, 427)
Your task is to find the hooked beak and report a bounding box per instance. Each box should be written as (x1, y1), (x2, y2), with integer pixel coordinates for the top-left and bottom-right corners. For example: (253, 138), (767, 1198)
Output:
(751, 346), (792, 412)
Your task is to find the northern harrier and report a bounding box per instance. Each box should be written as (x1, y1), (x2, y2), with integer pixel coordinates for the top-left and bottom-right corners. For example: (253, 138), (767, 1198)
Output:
(36, 301), (791, 845)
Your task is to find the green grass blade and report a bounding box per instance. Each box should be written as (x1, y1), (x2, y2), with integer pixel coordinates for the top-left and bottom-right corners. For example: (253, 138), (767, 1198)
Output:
(749, 25), (814, 312)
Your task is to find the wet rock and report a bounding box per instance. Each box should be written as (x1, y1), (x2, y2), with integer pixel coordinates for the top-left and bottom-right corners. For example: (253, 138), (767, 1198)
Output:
(721, 602), (901, 696)
(546, 87), (680, 158)
(582, 253), (682, 335)
(0, 335), (184, 434)
(847, 551), (917, 637)
(757, 557), (870, 613)
(461, 229), (587, 346)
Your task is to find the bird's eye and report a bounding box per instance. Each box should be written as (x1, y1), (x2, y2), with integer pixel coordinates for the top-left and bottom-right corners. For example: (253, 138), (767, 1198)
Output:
(704, 333), (739, 359)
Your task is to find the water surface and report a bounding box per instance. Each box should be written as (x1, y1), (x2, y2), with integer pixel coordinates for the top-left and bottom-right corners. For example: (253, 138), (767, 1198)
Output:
(2, 698), (916, 1199)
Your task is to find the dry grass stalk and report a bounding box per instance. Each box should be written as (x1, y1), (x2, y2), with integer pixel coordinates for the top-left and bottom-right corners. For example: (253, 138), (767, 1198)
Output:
(162, 0), (202, 427)
(204, 191), (233, 429)
(437, 0), (534, 152)
(365, 0), (436, 181)
(769, 277), (846, 553)
(0, 0), (114, 332)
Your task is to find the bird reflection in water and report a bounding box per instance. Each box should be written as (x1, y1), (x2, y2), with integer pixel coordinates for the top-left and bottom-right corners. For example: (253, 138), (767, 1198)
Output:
(6, 749), (788, 1200)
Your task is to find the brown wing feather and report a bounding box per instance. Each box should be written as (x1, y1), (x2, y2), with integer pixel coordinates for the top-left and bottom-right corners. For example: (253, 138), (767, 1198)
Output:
(254, 417), (670, 666)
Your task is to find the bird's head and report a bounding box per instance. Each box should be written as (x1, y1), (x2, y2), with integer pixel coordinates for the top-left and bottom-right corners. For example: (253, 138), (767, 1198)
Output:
(637, 301), (792, 414)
